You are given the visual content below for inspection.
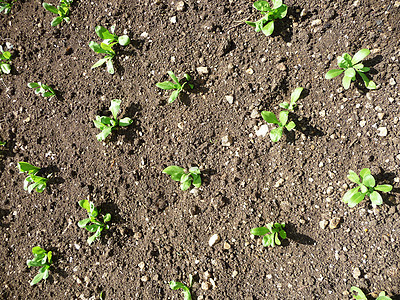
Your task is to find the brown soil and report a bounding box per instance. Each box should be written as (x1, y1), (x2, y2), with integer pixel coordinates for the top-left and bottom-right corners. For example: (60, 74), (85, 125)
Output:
(1, 0), (400, 299)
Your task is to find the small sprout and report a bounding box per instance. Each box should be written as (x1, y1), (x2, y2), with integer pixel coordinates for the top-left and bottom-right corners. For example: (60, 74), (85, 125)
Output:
(170, 274), (193, 300)
(0, 141), (5, 146)
(163, 166), (201, 191)
(0, 0), (17, 14)
(279, 87), (303, 111)
(351, 286), (392, 300)
(93, 99), (133, 141)
(0, 45), (12, 74)
(251, 222), (287, 247)
(42, 0), (72, 27)
(18, 162), (51, 193)
(28, 82), (56, 98)
(156, 71), (194, 103)
(27, 246), (53, 286)
(78, 199), (111, 245)
(325, 49), (376, 90)
(245, 0), (288, 36)
(343, 168), (392, 208)
(89, 25), (130, 74)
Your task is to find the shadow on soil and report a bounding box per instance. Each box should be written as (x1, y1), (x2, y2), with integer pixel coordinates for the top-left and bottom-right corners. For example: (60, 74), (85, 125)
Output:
(285, 222), (316, 246)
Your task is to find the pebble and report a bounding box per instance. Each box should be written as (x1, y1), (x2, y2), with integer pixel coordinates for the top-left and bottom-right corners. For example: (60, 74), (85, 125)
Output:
(274, 178), (285, 188)
(223, 242), (231, 250)
(255, 124), (269, 137)
(209, 234), (220, 247)
(221, 135), (232, 147)
(170, 16), (177, 23)
(311, 19), (322, 26)
(250, 109), (259, 119)
(204, 271), (211, 280)
(276, 63), (286, 71)
(141, 275), (149, 282)
(319, 110), (326, 117)
(319, 220), (329, 229)
(202, 282), (212, 290)
(232, 270), (238, 278)
(377, 127), (387, 137)
(389, 78), (396, 86)
(395, 1), (400, 7)
(138, 261), (145, 270)
(353, 267), (361, 279)
(196, 67), (209, 75)
(176, 1), (186, 11)
(245, 68), (254, 75)
(329, 217), (341, 229)
(359, 120), (366, 127)
(225, 95), (234, 104)
(326, 186), (333, 195)
(377, 113), (385, 120)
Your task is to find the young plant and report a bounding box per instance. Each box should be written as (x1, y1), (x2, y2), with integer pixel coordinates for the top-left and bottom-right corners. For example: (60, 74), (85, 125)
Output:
(26, 246), (53, 286)
(156, 71), (194, 103)
(351, 286), (392, 300)
(170, 274), (193, 300)
(162, 166), (201, 191)
(89, 25), (130, 74)
(27, 82), (55, 98)
(279, 87), (303, 111)
(0, 45), (11, 74)
(245, 0), (288, 36)
(325, 49), (376, 90)
(0, 141), (5, 146)
(93, 99), (133, 141)
(78, 199), (111, 245)
(18, 162), (51, 193)
(343, 168), (392, 208)
(42, 0), (72, 27)
(251, 222), (287, 247)
(0, 0), (17, 14)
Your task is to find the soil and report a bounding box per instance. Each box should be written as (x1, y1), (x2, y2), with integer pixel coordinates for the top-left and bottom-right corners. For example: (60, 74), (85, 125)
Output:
(1, 0), (400, 299)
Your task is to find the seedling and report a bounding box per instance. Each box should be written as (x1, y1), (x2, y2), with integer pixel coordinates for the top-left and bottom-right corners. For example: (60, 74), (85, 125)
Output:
(93, 99), (133, 141)
(170, 274), (193, 300)
(28, 82), (56, 98)
(26, 246), (53, 286)
(343, 168), (392, 208)
(89, 26), (130, 74)
(78, 199), (111, 245)
(251, 222), (287, 247)
(42, 0), (72, 27)
(0, 141), (5, 146)
(279, 87), (303, 111)
(351, 286), (392, 300)
(261, 111), (294, 142)
(245, 0), (288, 36)
(0, 45), (11, 74)
(0, 0), (17, 14)
(18, 162), (51, 193)
(156, 71), (194, 103)
(163, 166), (201, 191)
(325, 49), (376, 90)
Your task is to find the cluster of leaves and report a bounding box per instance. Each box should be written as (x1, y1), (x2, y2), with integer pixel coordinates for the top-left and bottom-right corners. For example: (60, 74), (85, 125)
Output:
(93, 99), (133, 141)
(26, 246), (53, 286)
(163, 166), (201, 191)
(28, 82), (55, 98)
(18, 162), (51, 193)
(343, 168), (392, 208)
(245, 0), (287, 36)
(170, 274), (193, 300)
(42, 0), (73, 27)
(0, 45), (11, 74)
(0, 0), (17, 14)
(0, 141), (5, 146)
(251, 222), (287, 247)
(261, 87), (303, 142)
(78, 199), (111, 245)
(351, 286), (392, 300)
(89, 25), (130, 74)
(325, 49), (376, 90)
(156, 71), (194, 103)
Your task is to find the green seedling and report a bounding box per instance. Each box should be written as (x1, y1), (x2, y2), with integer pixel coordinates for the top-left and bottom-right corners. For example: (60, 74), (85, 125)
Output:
(279, 87), (303, 111)
(78, 199), (111, 245)
(42, 0), (72, 27)
(28, 82), (55, 98)
(18, 162), (51, 193)
(0, 0), (17, 14)
(93, 99), (133, 141)
(343, 168), (392, 208)
(170, 274), (193, 300)
(0, 45), (11, 74)
(0, 141), (5, 146)
(245, 0), (287, 36)
(251, 222), (287, 247)
(89, 26), (130, 74)
(325, 49), (376, 90)
(163, 166), (201, 191)
(156, 71), (194, 103)
(27, 246), (53, 286)
(351, 286), (392, 300)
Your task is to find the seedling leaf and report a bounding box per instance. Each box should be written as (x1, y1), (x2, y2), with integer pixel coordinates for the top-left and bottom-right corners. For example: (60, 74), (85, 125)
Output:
(261, 111), (279, 124)
(270, 127), (283, 142)
(351, 49), (370, 65)
(375, 184), (392, 192)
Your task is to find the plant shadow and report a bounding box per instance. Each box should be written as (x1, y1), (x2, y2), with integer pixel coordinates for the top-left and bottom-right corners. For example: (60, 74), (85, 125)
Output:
(285, 222), (316, 246)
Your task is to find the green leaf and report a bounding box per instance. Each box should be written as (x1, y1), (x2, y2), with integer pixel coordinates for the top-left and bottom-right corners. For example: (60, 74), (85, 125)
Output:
(30, 271), (46, 286)
(156, 81), (176, 90)
(261, 111), (279, 124)
(78, 218), (91, 228)
(272, 0), (283, 8)
(375, 184), (392, 192)
(290, 87), (303, 108)
(362, 174), (375, 188)
(376, 291), (392, 300)
(351, 49), (370, 65)
(181, 179), (192, 191)
(325, 69), (344, 79)
(89, 41), (108, 54)
(348, 192), (366, 208)
(109, 99), (121, 120)
(360, 184), (368, 194)
(262, 234), (272, 247)
(118, 35), (130, 46)
(169, 90), (180, 103)
(347, 170), (360, 184)
(95, 26), (115, 41)
(274, 232), (281, 245)
(285, 121), (295, 131)
(270, 127), (283, 142)
(344, 68), (356, 78)
(254, 1), (270, 11)
(0, 63), (11, 74)
(262, 20), (274, 36)
(2, 51), (11, 60)
(86, 224), (100, 233)
(250, 227), (269, 236)
(170, 281), (192, 300)
(163, 166), (184, 181)
(279, 229), (287, 239)
(370, 191), (383, 207)
(43, 3), (59, 14)
(91, 58), (108, 69)
(32, 246), (46, 255)
(342, 186), (360, 204)
(51, 16), (63, 27)
(350, 286), (367, 300)
(279, 110), (289, 126)
(279, 102), (289, 110)
(106, 59), (114, 74)
(192, 174), (201, 188)
(119, 117), (133, 127)
(43, 91), (53, 98)
(28, 82), (40, 88)
(103, 213), (111, 223)
(87, 229), (101, 245)
(180, 173), (190, 183)
(357, 72), (376, 89)
(245, 21), (256, 27)
(18, 162), (40, 173)
(79, 199), (90, 211)
(189, 167), (200, 175)
(273, 4), (287, 19)
(359, 168), (371, 178)
(167, 71), (180, 84)
(96, 127), (112, 141)
(184, 73), (191, 81)
(342, 75), (352, 89)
